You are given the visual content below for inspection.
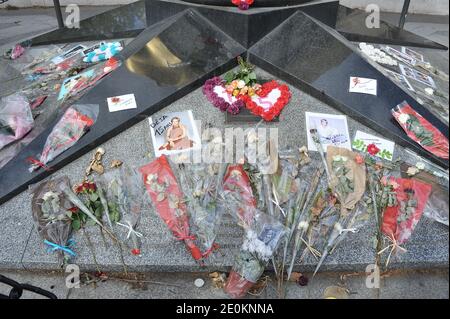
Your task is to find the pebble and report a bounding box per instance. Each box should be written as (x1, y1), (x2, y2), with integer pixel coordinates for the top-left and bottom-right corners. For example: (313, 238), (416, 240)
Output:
(194, 278), (205, 288)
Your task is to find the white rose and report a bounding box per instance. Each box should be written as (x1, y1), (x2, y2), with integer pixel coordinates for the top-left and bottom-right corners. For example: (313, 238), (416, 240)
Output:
(237, 80), (246, 89)
(398, 113), (410, 124)
(424, 87), (434, 96)
(415, 162), (425, 170)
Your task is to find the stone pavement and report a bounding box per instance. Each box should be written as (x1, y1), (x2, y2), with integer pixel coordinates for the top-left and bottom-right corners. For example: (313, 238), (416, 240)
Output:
(0, 268), (448, 299)
(0, 7), (448, 298)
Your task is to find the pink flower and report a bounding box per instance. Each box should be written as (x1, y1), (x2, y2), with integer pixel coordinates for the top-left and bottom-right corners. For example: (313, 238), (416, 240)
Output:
(355, 154), (365, 165)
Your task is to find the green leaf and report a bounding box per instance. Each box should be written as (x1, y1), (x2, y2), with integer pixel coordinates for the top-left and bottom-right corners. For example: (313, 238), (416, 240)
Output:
(89, 193), (99, 202)
(249, 72), (257, 80)
(72, 219), (81, 231)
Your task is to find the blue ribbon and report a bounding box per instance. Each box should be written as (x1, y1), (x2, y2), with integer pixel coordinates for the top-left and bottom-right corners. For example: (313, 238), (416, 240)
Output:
(44, 239), (76, 257)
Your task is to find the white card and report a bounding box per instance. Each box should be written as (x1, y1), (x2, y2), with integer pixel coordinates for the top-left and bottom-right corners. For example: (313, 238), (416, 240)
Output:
(107, 94), (137, 112)
(349, 77), (377, 95)
(352, 130), (395, 161)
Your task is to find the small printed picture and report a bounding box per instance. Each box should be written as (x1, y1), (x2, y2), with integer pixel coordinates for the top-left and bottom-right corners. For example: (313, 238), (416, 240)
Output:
(399, 64), (436, 88)
(51, 45), (86, 65)
(383, 46), (416, 66)
(401, 47), (425, 62)
(349, 76), (377, 95)
(385, 69), (415, 91)
(306, 112), (351, 152)
(107, 94), (137, 113)
(149, 110), (201, 158)
(57, 69), (95, 101)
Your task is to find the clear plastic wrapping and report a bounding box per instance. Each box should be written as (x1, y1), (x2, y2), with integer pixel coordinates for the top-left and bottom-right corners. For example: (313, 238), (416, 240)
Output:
(177, 161), (226, 258)
(139, 155), (202, 261)
(392, 101), (449, 159)
(0, 93), (34, 151)
(30, 104), (99, 171)
(30, 176), (74, 263)
(224, 210), (286, 298)
(99, 166), (146, 255)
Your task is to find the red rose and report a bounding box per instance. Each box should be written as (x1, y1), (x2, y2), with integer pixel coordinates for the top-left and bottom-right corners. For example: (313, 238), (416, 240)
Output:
(131, 249), (141, 256)
(367, 143), (380, 156)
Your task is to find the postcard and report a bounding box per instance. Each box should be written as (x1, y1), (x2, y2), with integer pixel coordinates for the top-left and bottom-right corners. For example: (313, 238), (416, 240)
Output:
(383, 46), (416, 66)
(149, 110), (201, 158)
(385, 69), (415, 91)
(306, 112), (351, 152)
(401, 47), (424, 62)
(107, 94), (137, 113)
(349, 77), (377, 95)
(352, 130), (395, 161)
(51, 45), (86, 65)
(399, 64), (436, 88)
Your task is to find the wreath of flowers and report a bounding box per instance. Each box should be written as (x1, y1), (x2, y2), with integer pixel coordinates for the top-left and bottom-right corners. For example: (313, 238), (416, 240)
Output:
(240, 80), (291, 121)
(203, 77), (245, 115)
(232, 0), (254, 10)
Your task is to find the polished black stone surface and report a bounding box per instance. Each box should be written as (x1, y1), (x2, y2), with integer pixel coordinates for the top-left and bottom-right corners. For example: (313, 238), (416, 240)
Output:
(29, 0), (446, 51)
(336, 6), (448, 50)
(0, 10), (245, 205)
(249, 11), (449, 168)
(30, 1), (147, 46)
(145, 0), (339, 48)
(182, 0), (313, 6)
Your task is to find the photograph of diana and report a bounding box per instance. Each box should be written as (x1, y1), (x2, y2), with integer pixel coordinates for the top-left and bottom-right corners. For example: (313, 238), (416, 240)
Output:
(306, 112), (351, 151)
(149, 110), (201, 157)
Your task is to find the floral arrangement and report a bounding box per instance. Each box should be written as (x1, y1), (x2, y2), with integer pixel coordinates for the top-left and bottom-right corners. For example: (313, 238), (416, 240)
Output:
(0, 93), (34, 151)
(232, 0), (254, 10)
(392, 101), (449, 159)
(381, 178), (432, 245)
(29, 104), (99, 172)
(100, 166), (145, 256)
(30, 176), (75, 264)
(203, 57), (291, 121)
(139, 155), (202, 261)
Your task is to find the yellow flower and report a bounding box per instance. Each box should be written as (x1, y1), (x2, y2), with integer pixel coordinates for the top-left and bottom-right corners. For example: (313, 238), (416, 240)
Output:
(232, 89), (240, 97)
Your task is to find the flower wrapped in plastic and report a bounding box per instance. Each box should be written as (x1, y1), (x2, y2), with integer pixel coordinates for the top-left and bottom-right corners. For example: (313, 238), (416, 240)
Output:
(380, 177), (432, 265)
(0, 93), (34, 151)
(99, 165), (146, 256)
(392, 101), (449, 159)
(29, 104), (99, 171)
(313, 146), (366, 275)
(224, 211), (286, 299)
(139, 155), (202, 261)
(30, 176), (75, 264)
(177, 161), (226, 259)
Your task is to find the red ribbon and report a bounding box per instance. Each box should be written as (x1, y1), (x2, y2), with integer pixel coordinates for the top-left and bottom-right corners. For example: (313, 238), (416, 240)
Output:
(202, 243), (220, 259)
(26, 157), (52, 172)
(175, 234), (197, 241)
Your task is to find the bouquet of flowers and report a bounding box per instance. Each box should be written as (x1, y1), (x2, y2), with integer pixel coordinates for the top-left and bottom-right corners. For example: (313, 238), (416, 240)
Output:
(177, 161), (226, 258)
(380, 177), (432, 264)
(0, 93), (34, 151)
(29, 104), (99, 171)
(221, 164), (257, 227)
(224, 210), (286, 299)
(139, 155), (202, 261)
(99, 166), (146, 255)
(392, 101), (449, 159)
(30, 176), (75, 264)
(313, 146), (367, 275)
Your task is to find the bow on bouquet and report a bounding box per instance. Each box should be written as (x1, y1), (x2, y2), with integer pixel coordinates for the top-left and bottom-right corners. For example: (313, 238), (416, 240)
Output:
(30, 176), (75, 264)
(29, 104), (99, 172)
(221, 165), (286, 298)
(99, 166), (146, 256)
(0, 93), (34, 151)
(379, 177), (432, 266)
(139, 155), (202, 261)
(392, 101), (449, 159)
(313, 146), (367, 275)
